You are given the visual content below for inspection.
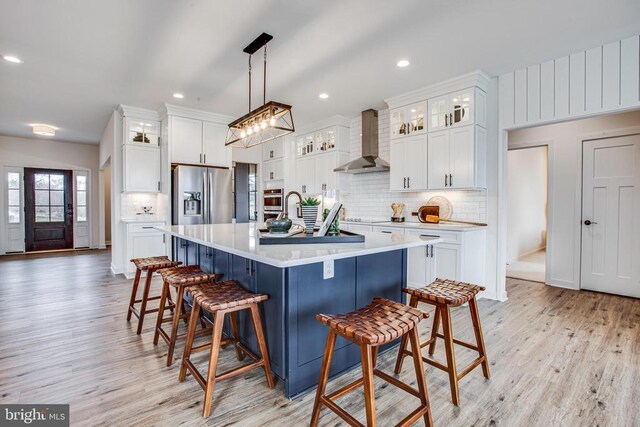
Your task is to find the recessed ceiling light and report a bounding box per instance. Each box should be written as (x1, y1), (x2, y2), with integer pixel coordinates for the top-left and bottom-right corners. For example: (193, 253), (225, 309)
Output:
(319, 93), (329, 99)
(396, 59), (410, 68)
(30, 123), (57, 136)
(173, 93), (184, 99)
(2, 55), (23, 64)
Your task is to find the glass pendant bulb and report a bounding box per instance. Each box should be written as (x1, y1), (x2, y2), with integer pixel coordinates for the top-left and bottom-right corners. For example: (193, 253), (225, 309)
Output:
(240, 129), (246, 138)
(260, 120), (267, 129)
(247, 127), (253, 135)
(269, 117), (276, 126)
(253, 123), (260, 132)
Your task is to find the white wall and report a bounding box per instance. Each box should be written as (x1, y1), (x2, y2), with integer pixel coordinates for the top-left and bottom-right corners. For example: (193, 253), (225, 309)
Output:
(507, 146), (547, 262)
(508, 109), (640, 289)
(0, 135), (100, 250)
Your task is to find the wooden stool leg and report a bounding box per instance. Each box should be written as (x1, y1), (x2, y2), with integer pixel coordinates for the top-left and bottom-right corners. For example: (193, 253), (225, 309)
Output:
(229, 312), (244, 361)
(166, 286), (185, 366)
(427, 306), (441, 356)
(250, 305), (275, 388)
(361, 344), (377, 427)
(310, 330), (336, 427)
(409, 327), (433, 427)
(179, 302), (201, 382)
(469, 298), (491, 379)
(372, 345), (379, 368)
(127, 268), (141, 321)
(153, 280), (170, 345)
(136, 269), (154, 335)
(202, 311), (225, 418)
(394, 295), (418, 374)
(440, 305), (460, 405)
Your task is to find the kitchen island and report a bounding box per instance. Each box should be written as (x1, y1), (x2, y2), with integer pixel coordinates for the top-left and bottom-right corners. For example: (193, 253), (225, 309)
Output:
(156, 223), (440, 398)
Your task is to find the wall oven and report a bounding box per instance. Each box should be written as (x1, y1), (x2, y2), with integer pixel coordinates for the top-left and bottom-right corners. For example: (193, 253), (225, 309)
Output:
(263, 188), (284, 211)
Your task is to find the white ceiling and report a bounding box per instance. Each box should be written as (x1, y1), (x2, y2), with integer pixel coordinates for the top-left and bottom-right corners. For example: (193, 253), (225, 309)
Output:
(1, 0), (639, 144)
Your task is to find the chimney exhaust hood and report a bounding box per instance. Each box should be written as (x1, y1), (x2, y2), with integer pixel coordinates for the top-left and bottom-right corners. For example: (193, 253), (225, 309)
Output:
(334, 109), (390, 174)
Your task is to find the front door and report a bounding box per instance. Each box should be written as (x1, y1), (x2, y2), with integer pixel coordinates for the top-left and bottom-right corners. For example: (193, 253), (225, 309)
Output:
(24, 168), (74, 251)
(581, 134), (640, 298)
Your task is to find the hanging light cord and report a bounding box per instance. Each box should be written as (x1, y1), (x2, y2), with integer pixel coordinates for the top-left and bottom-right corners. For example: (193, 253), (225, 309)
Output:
(263, 44), (267, 105)
(248, 54), (252, 112)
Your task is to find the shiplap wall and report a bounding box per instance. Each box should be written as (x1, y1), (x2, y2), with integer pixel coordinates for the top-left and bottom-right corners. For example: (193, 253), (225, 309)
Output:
(499, 35), (640, 129)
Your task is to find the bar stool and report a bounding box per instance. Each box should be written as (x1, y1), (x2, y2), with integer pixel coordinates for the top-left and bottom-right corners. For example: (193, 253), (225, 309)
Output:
(394, 278), (490, 405)
(179, 280), (275, 417)
(127, 256), (181, 335)
(153, 265), (221, 366)
(311, 297), (433, 427)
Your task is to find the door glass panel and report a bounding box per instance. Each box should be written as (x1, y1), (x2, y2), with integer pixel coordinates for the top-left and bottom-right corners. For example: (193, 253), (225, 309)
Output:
(8, 172), (20, 189)
(50, 190), (64, 206)
(77, 191), (86, 206)
(35, 174), (49, 189)
(409, 104), (426, 133)
(8, 206), (20, 224)
(77, 206), (87, 222)
(430, 98), (447, 128)
(391, 109), (407, 137)
(451, 91), (472, 125)
(35, 190), (49, 205)
(36, 207), (50, 222)
(50, 174), (64, 190)
(50, 207), (64, 222)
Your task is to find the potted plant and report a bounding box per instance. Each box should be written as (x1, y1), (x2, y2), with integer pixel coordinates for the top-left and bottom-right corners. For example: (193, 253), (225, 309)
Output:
(300, 197), (321, 235)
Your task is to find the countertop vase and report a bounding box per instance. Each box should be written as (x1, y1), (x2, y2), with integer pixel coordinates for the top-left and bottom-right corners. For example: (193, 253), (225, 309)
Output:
(301, 206), (319, 235)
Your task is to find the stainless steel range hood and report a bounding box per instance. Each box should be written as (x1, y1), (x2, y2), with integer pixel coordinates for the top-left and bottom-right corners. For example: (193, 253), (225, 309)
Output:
(334, 109), (390, 174)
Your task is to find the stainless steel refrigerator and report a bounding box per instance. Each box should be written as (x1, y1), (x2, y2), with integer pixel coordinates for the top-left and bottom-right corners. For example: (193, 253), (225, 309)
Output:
(172, 165), (233, 225)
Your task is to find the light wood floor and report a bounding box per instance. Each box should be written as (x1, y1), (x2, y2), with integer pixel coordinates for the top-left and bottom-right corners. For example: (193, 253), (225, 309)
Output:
(1, 250), (638, 426)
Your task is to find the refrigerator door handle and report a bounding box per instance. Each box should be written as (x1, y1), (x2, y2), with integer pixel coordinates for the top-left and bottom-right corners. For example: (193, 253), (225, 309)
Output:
(202, 170), (209, 224)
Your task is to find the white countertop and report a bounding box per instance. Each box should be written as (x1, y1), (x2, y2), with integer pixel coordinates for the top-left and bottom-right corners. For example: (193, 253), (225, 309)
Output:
(121, 216), (166, 223)
(157, 223), (440, 268)
(342, 220), (486, 232)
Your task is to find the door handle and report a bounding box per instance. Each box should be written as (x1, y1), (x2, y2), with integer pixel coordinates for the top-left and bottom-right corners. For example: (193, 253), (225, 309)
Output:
(203, 153), (206, 163)
(403, 177), (407, 189)
(445, 114), (448, 127)
(407, 177), (410, 188)
(449, 112), (453, 125)
(200, 153), (203, 163)
(584, 220), (598, 225)
(445, 174), (448, 187)
(449, 174), (453, 187)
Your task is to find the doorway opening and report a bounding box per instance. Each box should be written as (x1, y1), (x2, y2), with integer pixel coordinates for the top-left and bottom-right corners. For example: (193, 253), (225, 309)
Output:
(233, 163), (258, 223)
(24, 168), (74, 252)
(506, 146), (548, 283)
(103, 162), (112, 247)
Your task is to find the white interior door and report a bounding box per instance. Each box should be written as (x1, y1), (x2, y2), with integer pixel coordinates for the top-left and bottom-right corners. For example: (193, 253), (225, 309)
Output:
(74, 171), (90, 248)
(4, 167), (25, 253)
(581, 134), (640, 297)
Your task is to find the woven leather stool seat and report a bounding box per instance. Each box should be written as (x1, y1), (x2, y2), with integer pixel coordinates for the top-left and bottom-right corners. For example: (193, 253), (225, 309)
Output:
(317, 297), (427, 345)
(190, 280), (268, 313)
(405, 278), (485, 306)
(131, 256), (181, 271)
(158, 265), (219, 287)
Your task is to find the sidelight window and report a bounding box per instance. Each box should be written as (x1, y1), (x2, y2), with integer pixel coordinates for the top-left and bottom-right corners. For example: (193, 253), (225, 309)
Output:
(76, 175), (87, 222)
(7, 172), (21, 224)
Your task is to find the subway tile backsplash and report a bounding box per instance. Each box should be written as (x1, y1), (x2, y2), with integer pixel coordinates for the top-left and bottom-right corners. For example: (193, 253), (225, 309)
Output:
(121, 193), (168, 220)
(340, 109), (487, 223)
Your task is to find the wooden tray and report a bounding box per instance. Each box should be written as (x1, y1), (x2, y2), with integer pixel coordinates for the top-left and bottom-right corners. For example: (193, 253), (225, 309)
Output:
(258, 228), (365, 245)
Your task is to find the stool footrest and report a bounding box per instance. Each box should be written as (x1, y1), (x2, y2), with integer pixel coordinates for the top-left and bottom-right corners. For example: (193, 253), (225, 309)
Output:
(457, 356), (486, 380)
(434, 332), (479, 351)
(320, 368), (428, 427)
(216, 360), (264, 382)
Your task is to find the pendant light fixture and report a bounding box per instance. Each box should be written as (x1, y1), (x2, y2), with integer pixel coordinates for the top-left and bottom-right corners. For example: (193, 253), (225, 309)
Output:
(225, 33), (294, 148)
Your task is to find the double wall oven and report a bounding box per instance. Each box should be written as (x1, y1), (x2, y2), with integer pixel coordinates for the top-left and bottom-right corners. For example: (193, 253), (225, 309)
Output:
(263, 188), (284, 221)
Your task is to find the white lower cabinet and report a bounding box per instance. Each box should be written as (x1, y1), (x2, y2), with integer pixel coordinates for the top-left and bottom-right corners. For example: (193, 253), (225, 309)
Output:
(122, 145), (161, 192)
(405, 227), (486, 288)
(125, 222), (168, 278)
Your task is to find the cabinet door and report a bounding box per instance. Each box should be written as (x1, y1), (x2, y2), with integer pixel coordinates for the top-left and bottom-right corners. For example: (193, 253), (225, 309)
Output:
(390, 141), (406, 191)
(170, 116), (203, 164)
(407, 101), (427, 135)
(315, 153), (336, 193)
(404, 135), (427, 191)
(449, 125), (475, 188)
(202, 121), (231, 167)
(407, 245), (428, 288)
(130, 232), (165, 273)
(428, 95), (449, 131)
(262, 140), (278, 162)
(427, 130), (450, 190)
(123, 146), (160, 192)
(449, 88), (474, 128)
(390, 107), (408, 139)
(296, 156), (316, 195)
(434, 243), (461, 281)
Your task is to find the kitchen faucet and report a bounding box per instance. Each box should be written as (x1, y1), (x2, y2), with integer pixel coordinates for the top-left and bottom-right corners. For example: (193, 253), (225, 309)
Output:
(278, 191), (303, 219)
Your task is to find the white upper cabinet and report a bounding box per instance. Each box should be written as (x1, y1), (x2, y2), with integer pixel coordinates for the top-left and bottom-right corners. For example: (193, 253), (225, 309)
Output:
(262, 138), (284, 162)
(170, 116), (231, 168)
(390, 101), (427, 140)
(295, 126), (346, 157)
(295, 156), (316, 195)
(428, 87), (485, 132)
(122, 145), (161, 193)
(124, 117), (160, 146)
(389, 135), (427, 191)
(170, 116), (202, 165)
(428, 125), (485, 189)
(263, 158), (283, 181)
(202, 121), (232, 167)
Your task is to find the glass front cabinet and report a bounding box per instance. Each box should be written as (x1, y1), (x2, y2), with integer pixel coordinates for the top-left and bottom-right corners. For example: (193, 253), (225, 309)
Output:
(124, 117), (160, 146)
(390, 101), (427, 140)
